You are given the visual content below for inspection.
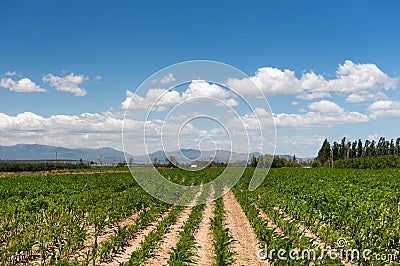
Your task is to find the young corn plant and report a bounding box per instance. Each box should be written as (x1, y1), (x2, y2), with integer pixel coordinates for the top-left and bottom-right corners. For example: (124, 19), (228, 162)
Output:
(211, 198), (235, 266)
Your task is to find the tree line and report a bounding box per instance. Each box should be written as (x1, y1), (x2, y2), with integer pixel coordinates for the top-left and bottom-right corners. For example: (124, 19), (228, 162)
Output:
(316, 137), (400, 168)
(0, 160), (90, 172)
(250, 154), (302, 168)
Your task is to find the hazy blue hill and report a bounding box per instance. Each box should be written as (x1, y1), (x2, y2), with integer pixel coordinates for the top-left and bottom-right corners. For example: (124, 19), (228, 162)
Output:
(133, 149), (260, 164)
(0, 144), (126, 163)
(0, 144), (310, 164)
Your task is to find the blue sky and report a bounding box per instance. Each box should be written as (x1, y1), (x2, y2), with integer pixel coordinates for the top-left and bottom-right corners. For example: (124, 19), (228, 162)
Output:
(1, 0), (399, 157)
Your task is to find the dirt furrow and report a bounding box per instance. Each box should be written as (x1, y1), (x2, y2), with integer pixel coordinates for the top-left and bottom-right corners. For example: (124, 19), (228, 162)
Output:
(223, 190), (264, 266)
(141, 206), (193, 266)
(273, 206), (354, 266)
(69, 212), (141, 262)
(141, 188), (202, 266)
(100, 209), (172, 266)
(255, 206), (286, 237)
(192, 192), (215, 266)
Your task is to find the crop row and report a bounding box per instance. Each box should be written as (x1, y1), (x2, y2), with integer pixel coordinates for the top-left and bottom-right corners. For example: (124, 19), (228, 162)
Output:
(238, 168), (400, 265)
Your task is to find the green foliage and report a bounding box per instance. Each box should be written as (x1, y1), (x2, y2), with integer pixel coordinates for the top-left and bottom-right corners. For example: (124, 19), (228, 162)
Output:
(97, 203), (168, 262)
(239, 168), (400, 264)
(122, 206), (183, 266)
(167, 204), (205, 265)
(0, 172), (154, 264)
(334, 155), (400, 169)
(271, 156), (286, 168)
(250, 154), (302, 168)
(311, 160), (321, 168)
(315, 136), (400, 168)
(0, 161), (90, 172)
(1, 167), (398, 265)
(232, 168), (337, 265)
(317, 138), (331, 167)
(211, 198), (235, 266)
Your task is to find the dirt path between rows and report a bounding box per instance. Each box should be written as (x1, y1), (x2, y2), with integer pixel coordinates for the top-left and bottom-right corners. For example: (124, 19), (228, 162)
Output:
(141, 207), (192, 266)
(272, 206), (354, 266)
(100, 208), (171, 266)
(192, 190), (215, 266)
(255, 206), (286, 238)
(70, 211), (141, 263)
(141, 189), (202, 266)
(223, 190), (265, 266)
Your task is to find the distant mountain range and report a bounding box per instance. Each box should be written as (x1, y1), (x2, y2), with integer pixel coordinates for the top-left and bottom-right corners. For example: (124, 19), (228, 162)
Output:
(132, 149), (260, 164)
(0, 144), (127, 164)
(0, 144), (313, 164)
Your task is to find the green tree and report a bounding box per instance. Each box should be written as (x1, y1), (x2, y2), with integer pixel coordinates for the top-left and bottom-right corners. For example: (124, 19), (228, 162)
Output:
(272, 156), (285, 168)
(389, 139), (395, 155)
(364, 140), (371, 156)
(370, 140), (376, 156)
(351, 141), (357, 158)
(332, 142), (340, 161)
(167, 156), (177, 168)
(153, 157), (159, 166)
(340, 137), (346, 159)
(317, 138), (331, 167)
(396, 138), (400, 155)
(258, 155), (264, 168)
(250, 155), (258, 167)
(357, 139), (363, 158)
(377, 137), (386, 156)
(128, 157), (134, 167)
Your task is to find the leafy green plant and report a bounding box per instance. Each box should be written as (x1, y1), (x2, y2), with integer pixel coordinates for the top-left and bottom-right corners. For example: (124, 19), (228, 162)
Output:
(210, 197), (235, 266)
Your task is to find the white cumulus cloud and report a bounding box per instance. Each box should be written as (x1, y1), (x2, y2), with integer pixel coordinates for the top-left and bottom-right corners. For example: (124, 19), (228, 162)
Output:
(160, 73), (176, 84)
(329, 60), (398, 93)
(367, 100), (400, 119)
(121, 89), (181, 110)
(182, 80), (238, 106)
(5, 71), (16, 76)
(308, 100), (344, 114)
(274, 111), (369, 128)
(346, 91), (388, 103)
(227, 67), (301, 96)
(0, 111), (148, 150)
(226, 60), (399, 99)
(0, 77), (46, 93)
(122, 80), (238, 111)
(43, 73), (88, 96)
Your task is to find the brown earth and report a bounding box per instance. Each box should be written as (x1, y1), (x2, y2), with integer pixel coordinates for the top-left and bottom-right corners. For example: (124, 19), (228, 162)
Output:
(272, 206), (354, 266)
(141, 206), (192, 266)
(141, 188), (202, 266)
(192, 191), (215, 266)
(70, 211), (141, 263)
(100, 208), (172, 266)
(255, 206), (286, 238)
(223, 190), (265, 266)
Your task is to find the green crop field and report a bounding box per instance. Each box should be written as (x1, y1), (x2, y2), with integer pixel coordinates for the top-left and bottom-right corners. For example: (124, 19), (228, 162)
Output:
(0, 168), (399, 265)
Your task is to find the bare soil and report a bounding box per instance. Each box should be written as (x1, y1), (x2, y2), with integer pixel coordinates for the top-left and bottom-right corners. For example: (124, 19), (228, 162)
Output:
(100, 208), (172, 266)
(70, 211), (141, 263)
(223, 190), (265, 266)
(272, 206), (354, 266)
(192, 191), (215, 266)
(141, 207), (192, 266)
(141, 188), (202, 266)
(255, 206), (286, 237)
